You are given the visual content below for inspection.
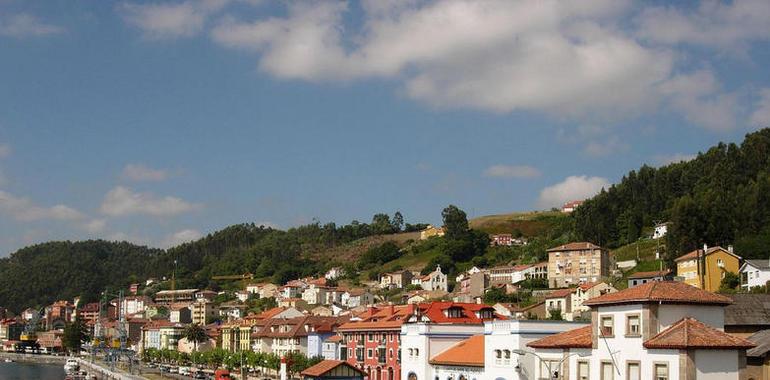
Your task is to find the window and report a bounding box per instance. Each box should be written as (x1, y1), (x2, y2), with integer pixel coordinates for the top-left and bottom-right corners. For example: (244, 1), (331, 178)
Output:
(446, 307), (464, 318)
(503, 350), (511, 365)
(414, 349), (419, 357)
(494, 350), (502, 365)
(356, 348), (364, 361)
(654, 363), (668, 380)
(600, 315), (614, 337)
(577, 361), (589, 380)
(368, 333), (374, 341)
(367, 349), (373, 359)
(601, 361), (614, 380)
(626, 315), (640, 336)
(539, 360), (559, 380)
(626, 362), (640, 380)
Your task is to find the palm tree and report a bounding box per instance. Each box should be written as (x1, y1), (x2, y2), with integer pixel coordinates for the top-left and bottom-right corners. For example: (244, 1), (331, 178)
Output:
(183, 323), (208, 352)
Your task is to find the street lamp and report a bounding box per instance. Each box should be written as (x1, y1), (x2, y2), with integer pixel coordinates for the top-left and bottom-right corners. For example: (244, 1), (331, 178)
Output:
(512, 348), (589, 379)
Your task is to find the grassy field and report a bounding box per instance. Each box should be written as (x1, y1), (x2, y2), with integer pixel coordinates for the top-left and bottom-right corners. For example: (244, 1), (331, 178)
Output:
(611, 239), (662, 262)
(307, 231), (421, 263)
(469, 210), (569, 235)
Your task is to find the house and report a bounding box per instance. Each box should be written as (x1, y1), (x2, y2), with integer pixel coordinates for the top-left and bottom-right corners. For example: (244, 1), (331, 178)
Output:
(325, 267), (346, 280)
(322, 335), (343, 360)
(411, 265), (448, 292)
(570, 282), (616, 320)
(281, 284), (305, 299)
(77, 302), (102, 325)
(191, 300), (218, 325)
(341, 290), (375, 308)
(141, 320), (186, 351)
(45, 300), (75, 329)
(490, 234), (513, 246)
(115, 295), (151, 316)
(627, 269), (673, 288)
(741, 259), (770, 290)
(561, 200), (584, 213)
(527, 281), (754, 380)
(488, 265), (518, 285)
(303, 285), (329, 305)
(195, 290), (217, 302)
(169, 304), (192, 324)
(380, 270), (414, 289)
(745, 329), (770, 380)
(544, 289), (573, 320)
(249, 316), (348, 357)
(492, 301), (547, 320)
(235, 290), (250, 303)
(653, 222), (669, 239)
(246, 283), (280, 299)
(278, 298), (310, 311)
(675, 245), (742, 292)
(404, 319), (585, 380)
(302, 360), (365, 380)
(312, 305), (334, 316)
(420, 225), (445, 240)
(219, 301), (247, 320)
(547, 242), (611, 288)
(154, 289), (199, 305)
(0, 319), (23, 342)
(455, 270), (489, 299)
(724, 294), (770, 338)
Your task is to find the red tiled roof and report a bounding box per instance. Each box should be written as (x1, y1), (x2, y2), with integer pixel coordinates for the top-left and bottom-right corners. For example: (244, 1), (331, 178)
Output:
(430, 335), (485, 367)
(628, 270), (672, 279)
(583, 281), (732, 307)
(339, 302), (502, 331)
(546, 289), (575, 298)
(325, 335), (342, 343)
(547, 242), (601, 252)
(258, 307), (287, 319)
(301, 360), (364, 377)
(644, 318), (755, 349)
(528, 325), (592, 349)
(578, 282), (603, 291)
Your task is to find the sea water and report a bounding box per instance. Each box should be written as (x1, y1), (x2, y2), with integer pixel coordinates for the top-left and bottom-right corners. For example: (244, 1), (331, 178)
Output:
(0, 361), (66, 380)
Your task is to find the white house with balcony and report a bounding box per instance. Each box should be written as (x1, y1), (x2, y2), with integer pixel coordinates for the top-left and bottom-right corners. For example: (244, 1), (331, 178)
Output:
(526, 281), (754, 380)
(740, 259), (770, 290)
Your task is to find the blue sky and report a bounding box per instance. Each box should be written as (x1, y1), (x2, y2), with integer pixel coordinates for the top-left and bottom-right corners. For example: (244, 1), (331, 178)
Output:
(0, 0), (769, 255)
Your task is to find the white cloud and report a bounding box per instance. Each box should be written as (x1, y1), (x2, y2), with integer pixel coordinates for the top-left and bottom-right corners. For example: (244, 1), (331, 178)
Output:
(483, 165), (541, 179)
(536, 175), (610, 209)
(583, 135), (629, 157)
(750, 88), (770, 129)
(657, 69), (740, 131)
(0, 13), (63, 37)
(119, 0), (228, 39)
(83, 219), (107, 234)
(121, 163), (168, 182)
(0, 190), (85, 222)
(653, 153), (697, 166)
(161, 229), (203, 248)
(211, 0), (673, 119)
(636, 0), (770, 50)
(100, 186), (201, 217)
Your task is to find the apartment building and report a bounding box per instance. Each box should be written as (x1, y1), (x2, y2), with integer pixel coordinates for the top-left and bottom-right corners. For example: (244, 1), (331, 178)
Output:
(547, 242), (610, 288)
(675, 245), (741, 292)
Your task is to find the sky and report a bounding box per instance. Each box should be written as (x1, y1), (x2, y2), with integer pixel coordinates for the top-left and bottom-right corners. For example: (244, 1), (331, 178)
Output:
(0, 0), (769, 255)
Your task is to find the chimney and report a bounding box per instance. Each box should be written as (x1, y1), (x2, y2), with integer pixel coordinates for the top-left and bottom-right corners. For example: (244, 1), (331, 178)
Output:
(728, 245), (734, 254)
(703, 243), (708, 253)
(388, 304), (394, 315)
(280, 356), (287, 380)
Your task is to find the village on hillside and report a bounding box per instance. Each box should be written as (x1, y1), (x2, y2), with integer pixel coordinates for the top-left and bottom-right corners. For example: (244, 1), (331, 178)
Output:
(2, 201), (770, 380)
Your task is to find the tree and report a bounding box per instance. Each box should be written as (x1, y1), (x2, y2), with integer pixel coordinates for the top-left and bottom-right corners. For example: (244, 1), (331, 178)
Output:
(442, 205), (469, 240)
(62, 316), (89, 354)
(371, 213), (394, 235)
(719, 272), (741, 293)
(392, 212), (404, 232)
(548, 308), (563, 320)
(183, 323), (208, 352)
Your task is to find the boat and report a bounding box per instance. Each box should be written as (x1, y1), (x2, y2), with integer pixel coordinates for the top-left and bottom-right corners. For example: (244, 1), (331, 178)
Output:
(3, 358), (13, 363)
(64, 358), (80, 373)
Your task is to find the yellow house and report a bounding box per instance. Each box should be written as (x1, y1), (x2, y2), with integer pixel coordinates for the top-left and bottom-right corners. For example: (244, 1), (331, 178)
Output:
(675, 245), (741, 292)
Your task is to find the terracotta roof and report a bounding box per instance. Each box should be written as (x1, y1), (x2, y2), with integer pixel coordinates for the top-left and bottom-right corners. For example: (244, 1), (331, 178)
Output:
(546, 289), (574, 298)
(325, 335), (342, 343)
(583, 281), (732, 307)
(301, 360), (363, 377)
(547, 242), (601, 252)
(628, 270), (672, 279)
(528, 325), (592, 349)
(675, 246), (741, 262)
(644, 318), (755, 349)
(578, 282), (605, 291)
(430, 335), (485, 367)
(258, 307), (287, 319)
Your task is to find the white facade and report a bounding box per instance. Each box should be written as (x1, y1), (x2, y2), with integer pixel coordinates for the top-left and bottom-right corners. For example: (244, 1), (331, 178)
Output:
(325, 267), (345, 280)
(416, 266), (448, 292)
(653, 224), (668, 239)
(302, 286), (328, 305)
(400, 320), (584, 380)
(740, 260), (770, 289)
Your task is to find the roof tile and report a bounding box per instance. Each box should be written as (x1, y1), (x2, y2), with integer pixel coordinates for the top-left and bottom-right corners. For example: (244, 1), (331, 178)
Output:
(583, 281), (732, 307)
(430, 335), (485, 367)
(644, 318), (755, 349)
(527, 325), (592, 349)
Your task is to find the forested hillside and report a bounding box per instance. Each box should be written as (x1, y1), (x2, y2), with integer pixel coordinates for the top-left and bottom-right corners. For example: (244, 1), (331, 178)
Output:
(573, 128), (770, 260)
(0, 213), (421, 313)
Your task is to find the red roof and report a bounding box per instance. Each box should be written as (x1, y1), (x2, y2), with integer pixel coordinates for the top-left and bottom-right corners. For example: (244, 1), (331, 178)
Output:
(338, 302), (502, 331)
(528, 325), (592, 349)
(628, 270), (672, 279)
(675, 246), (741, 262)
(547, 242), (602, 252)
(301, 360), (364, 377)
(258, 307), (287, 319)
(583, 281), (732, 307)
(546, 289), (575, 298)
(430, 335), (485, 367)
(644, 318), (755, 349)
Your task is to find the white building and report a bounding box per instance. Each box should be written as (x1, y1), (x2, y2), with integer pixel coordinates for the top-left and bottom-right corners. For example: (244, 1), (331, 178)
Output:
(569, 282), (616, 319)
(627, 269), (673, 288)
(400, 319), (585, 380)
(302, 285), (328, 305)
(740, 259), (770, 290)
(653, 223), (669, 239)
(341, 290), (375, 308)
(325, 267), (345, 280)
(412, 265), (448, 292)
(526, 281), (754, 380)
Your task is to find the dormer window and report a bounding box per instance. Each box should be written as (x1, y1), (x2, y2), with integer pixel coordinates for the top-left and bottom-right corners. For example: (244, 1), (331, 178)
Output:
(445, 306), (464, 318)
